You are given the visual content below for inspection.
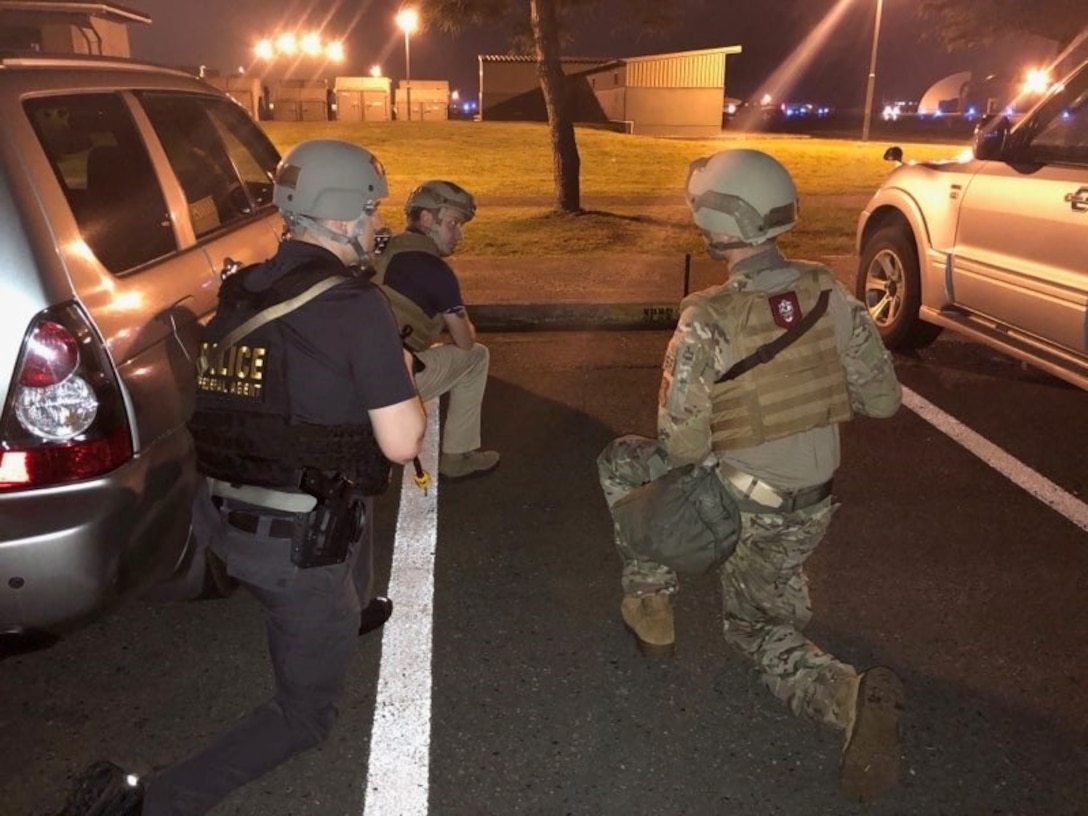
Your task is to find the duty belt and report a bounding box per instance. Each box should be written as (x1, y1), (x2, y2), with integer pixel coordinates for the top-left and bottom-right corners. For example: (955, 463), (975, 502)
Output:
(718, 461), (832, 513)
(207, 478), (317, 512)
(210, 496), (296, 539)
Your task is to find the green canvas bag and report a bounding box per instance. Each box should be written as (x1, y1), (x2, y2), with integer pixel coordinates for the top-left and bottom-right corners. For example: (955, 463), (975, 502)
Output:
(611, 464), (741, 576)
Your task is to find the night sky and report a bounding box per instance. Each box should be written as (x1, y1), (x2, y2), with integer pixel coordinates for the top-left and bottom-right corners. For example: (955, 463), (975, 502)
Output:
(128, 0), (1057, 108)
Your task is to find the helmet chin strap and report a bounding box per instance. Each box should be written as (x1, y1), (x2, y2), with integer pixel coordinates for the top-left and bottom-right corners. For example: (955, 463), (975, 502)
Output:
(296, 213), (374, 265)
(706, 238), (749, 257)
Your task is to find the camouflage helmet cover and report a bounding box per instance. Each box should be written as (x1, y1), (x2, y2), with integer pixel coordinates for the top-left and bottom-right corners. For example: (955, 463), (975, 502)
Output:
(404, 179), (477, 222)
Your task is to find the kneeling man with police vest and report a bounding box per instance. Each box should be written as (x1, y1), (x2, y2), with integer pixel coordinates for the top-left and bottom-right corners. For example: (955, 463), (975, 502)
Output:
(597, 149), (906, 803)
(142, 139), (426, 815)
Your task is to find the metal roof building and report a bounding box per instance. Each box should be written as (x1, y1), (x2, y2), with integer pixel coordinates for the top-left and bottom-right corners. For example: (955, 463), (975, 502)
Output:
(478, 46), (742, 137)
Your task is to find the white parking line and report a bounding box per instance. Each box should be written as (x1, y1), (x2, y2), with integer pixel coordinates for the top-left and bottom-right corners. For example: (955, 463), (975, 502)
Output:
(902, 387), (1088, 532)
(364, 399), (440, 816)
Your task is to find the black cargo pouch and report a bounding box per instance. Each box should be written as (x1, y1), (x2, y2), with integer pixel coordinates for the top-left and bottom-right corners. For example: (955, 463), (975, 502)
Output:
(290, 468), (365, 569)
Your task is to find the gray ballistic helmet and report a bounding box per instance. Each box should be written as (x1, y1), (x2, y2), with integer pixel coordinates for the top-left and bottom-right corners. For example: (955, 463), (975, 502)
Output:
(404, 179), (477, 222)
(273, 139), (389, 221)
(685, 149), (798, 244)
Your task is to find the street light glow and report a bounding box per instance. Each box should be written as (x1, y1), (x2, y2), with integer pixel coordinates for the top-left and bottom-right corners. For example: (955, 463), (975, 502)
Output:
(300, 32), (322, 56)
(275, 33), (297, 55)
(396, 8), (419, 34)
(1022, 68), (1053, 95)
(370, 64), (382, 77)
(254, 32), (346, 62)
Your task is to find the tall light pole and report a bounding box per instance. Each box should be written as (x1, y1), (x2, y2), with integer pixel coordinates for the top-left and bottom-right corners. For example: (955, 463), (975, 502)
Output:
(861, 0), (884, 142)
(396, 8), (419, 121)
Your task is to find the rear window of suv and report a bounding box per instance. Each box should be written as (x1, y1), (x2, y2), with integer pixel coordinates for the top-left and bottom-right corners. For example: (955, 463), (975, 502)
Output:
(25, 90), (281, 273)
(137, 92), (279, 239)
(26, 93), (177, 273)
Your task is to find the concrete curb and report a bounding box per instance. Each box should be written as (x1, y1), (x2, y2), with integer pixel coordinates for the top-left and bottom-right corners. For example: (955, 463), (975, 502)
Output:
(461, 254), (858, 332)
(472, 302), (682, 331)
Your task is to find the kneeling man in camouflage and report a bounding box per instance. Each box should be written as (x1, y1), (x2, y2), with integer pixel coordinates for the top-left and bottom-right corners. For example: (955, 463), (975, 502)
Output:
(597, 149), (905, 802)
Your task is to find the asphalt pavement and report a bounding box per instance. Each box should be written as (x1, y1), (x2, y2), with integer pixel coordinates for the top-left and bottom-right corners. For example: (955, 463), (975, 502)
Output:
(8, 250), (1087, 816)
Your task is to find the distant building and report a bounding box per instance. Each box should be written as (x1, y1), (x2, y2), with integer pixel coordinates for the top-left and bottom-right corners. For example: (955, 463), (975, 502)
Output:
(394, 79), (449, 121)
(917, 72), (972, 116)
(333, 76), (392, 122)
(203, 76), (262, 120)
(0, 0), (149, 57)
(478, 46), (742, 137)
(268, 78), (328, 122)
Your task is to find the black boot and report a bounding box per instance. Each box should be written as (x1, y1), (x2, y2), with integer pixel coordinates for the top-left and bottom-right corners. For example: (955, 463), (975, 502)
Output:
(359, 596), (393, 636)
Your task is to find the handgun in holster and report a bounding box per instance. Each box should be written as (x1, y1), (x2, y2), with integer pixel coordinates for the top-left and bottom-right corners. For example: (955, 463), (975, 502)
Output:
(291, 468), (364, 569)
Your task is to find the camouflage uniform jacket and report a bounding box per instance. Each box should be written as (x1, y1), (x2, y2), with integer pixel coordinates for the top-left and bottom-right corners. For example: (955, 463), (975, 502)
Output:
(658, 246), (901, 490)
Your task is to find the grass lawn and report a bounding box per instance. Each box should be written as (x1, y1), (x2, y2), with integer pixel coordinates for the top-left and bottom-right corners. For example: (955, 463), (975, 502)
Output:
(260, 120), (968, 258)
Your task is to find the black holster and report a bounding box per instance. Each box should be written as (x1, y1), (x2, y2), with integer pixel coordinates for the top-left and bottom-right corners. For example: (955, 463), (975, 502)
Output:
(290, 468), (364, 569)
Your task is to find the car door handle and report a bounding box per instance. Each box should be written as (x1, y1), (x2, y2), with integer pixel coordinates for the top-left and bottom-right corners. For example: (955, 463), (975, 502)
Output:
(1064, 187), (1088, 212)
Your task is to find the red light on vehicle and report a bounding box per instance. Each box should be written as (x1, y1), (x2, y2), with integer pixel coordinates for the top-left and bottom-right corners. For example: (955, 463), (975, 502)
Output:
(0, 427), (132, 491)
(19, 321), (79, 387)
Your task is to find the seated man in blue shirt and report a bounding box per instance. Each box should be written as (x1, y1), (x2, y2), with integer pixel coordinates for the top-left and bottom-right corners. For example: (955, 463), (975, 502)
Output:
(372, 180), (499, 479)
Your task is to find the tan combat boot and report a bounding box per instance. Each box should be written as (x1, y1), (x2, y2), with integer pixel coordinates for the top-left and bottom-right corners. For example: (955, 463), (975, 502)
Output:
(840, 666), (906, 802)
(620, 593), (675, 658)
(439, 449), (500, 479)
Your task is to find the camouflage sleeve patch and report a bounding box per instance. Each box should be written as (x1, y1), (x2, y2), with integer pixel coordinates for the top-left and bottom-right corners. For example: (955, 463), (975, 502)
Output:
(657, 308), (721, 463)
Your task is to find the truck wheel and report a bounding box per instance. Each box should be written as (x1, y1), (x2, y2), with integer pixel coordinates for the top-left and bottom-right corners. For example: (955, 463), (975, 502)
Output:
(856, 224), (941, 349)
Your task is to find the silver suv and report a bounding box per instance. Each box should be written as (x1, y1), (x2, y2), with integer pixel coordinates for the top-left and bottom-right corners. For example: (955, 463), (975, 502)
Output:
(856, 58), (1088, 389)
(0, 53), (284, 651)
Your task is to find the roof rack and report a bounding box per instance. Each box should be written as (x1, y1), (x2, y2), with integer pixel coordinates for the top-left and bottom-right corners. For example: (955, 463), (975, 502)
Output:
(0, 50), (192, 78)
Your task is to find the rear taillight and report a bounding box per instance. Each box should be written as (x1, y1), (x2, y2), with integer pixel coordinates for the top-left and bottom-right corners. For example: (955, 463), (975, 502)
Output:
(19, 320), (79, 387)
(1, 303), (133, 491)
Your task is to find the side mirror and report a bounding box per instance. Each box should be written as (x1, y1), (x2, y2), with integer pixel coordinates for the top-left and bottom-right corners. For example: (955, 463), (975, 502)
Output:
(882, 146), (903, 164)
(973, 116), (1010, 161)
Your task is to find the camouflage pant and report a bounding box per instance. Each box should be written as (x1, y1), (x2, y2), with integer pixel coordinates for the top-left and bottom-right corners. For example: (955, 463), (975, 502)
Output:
(597, 434), (857, 729)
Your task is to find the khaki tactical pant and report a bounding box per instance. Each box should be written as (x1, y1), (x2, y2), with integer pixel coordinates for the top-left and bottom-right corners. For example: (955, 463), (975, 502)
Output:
(598, 435), (857, 729)
(415, 342), (490, 455)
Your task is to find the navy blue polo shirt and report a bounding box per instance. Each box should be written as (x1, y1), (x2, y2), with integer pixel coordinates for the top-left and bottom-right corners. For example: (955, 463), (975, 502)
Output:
(381, 233), (465, 318)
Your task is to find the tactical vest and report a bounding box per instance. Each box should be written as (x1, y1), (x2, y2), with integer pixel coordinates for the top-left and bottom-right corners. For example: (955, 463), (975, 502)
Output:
(371, 231), (448, 352)
(685, 265), (852, 450)
(188, 259), (392, 495)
